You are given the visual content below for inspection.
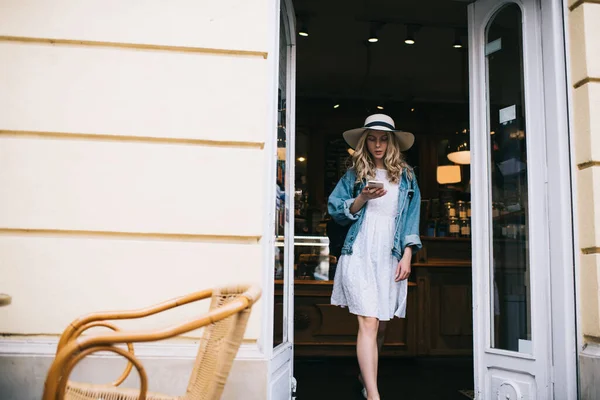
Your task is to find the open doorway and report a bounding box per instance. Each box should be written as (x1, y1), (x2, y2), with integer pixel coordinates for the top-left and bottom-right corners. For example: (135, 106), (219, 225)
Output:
(285, 1), (475, 399)
(272, 0), (576, 398)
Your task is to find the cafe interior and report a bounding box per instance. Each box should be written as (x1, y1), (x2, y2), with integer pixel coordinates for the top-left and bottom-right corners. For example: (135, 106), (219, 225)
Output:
(274, 0), (530, 397)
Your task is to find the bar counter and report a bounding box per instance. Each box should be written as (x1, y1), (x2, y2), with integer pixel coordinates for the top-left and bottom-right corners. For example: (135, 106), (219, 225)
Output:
(274, 237), (473, 357)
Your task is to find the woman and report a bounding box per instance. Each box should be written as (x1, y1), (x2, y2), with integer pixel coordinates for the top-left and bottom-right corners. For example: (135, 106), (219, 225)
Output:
(328, 114), (422, 400)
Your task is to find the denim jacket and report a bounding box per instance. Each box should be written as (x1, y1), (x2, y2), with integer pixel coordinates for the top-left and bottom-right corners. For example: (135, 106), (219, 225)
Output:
(327, 168), (422, 260)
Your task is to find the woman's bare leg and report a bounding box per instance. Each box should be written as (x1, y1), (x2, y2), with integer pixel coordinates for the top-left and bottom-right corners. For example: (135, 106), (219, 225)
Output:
(357, 316), (380, 400)
(359, 321), (388, 388)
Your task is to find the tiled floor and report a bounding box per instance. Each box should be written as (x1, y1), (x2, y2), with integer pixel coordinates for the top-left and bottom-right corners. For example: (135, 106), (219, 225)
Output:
(294, 357), (474, 400)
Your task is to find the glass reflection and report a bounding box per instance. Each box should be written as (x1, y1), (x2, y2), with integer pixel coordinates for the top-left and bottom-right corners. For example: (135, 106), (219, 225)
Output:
(486, 3), (532, 353)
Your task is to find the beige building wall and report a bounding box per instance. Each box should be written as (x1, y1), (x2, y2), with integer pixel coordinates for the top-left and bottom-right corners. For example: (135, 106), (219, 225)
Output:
(568, 0), (600, 398)
(0, 1), (276, 399)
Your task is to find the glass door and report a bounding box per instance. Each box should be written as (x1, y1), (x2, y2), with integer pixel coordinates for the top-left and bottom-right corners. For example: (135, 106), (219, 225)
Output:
(269, 0), (296, 399)
(469, 0), (552, 398)
(273, 8), (293, 349)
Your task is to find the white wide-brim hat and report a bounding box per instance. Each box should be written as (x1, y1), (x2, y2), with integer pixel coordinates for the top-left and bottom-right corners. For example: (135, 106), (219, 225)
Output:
(342, 113), (414, 151)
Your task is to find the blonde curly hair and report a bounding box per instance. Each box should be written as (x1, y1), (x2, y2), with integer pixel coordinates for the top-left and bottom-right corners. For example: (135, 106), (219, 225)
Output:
(350, 130), (413, 184)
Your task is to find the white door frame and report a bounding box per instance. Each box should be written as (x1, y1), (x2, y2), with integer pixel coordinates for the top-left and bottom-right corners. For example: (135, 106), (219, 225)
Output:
(538, 0), (579, 397)
(263, 0), (297, 398)
(281, 0), (297, 360)
(468, 0), (577, 398)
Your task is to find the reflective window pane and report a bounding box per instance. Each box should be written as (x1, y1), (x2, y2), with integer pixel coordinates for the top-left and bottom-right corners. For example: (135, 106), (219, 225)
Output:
(486, 4), (532, 353)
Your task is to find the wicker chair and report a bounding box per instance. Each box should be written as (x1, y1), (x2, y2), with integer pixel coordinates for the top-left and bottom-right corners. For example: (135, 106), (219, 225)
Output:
(43, 284), (261, 400)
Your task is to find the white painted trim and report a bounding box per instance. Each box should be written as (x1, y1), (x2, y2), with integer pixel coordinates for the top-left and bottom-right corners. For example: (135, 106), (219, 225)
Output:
(467, 5), (489, 398)
(282, 0), (297, 366)
(263, 1), (296, 398)
(261, 0), (297, 397)
(271, 342), (293, 372)
(0, 338), (264, 360)
(563, 0), (584, 391)
(562, 0), (585, 377)
(268, 344), (293, 400)
(260, 0), (282, 358)
(540, 0), (579, 397)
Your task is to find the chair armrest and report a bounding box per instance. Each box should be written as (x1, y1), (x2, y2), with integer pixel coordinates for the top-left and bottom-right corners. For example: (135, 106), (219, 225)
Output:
(57, 289), (213, 352)
(79, 293), (251, 347)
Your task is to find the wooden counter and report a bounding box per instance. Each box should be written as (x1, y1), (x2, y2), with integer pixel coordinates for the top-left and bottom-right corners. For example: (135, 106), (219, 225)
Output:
(274, 237), (474, 357)
(275, 280), (418, 357)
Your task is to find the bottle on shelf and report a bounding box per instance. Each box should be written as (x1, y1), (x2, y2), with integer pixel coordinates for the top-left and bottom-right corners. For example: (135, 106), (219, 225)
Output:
(444, 201), (457, 218)
(460, 218), (471, 237)
(458, 200), (467, 219)
(449, 217), (460, 237)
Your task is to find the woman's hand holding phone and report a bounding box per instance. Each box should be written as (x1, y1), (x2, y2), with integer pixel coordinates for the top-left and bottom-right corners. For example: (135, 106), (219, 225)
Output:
(359, 184), (387, 201)
(350, 181), (387, 214)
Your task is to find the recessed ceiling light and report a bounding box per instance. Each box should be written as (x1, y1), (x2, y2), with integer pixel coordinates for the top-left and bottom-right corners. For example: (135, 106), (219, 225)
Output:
(452, 28), (463, 49)
(298, 18), (309, 37)
(405, 24), (417, 45)
(368, 22), (383, 44)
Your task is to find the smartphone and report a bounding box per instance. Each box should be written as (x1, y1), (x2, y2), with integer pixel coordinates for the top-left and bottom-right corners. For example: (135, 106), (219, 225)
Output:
(367, 180), (384, 189)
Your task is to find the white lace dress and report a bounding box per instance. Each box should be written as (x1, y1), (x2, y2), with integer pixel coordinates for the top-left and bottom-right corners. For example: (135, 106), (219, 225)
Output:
(330, 168), (408, 320)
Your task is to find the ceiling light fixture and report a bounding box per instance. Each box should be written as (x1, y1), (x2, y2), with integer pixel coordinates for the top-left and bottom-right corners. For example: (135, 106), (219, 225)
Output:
(368, 22), (384, 43)
(377, 105), (384, 110)
(368, 28), (379, 43)
(333, 103), (340, 109)
(298, 17), (309, 37)
(452, 28), (463, 48)
(404, 24), (418, 45)
(447, 128), (471, 165)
